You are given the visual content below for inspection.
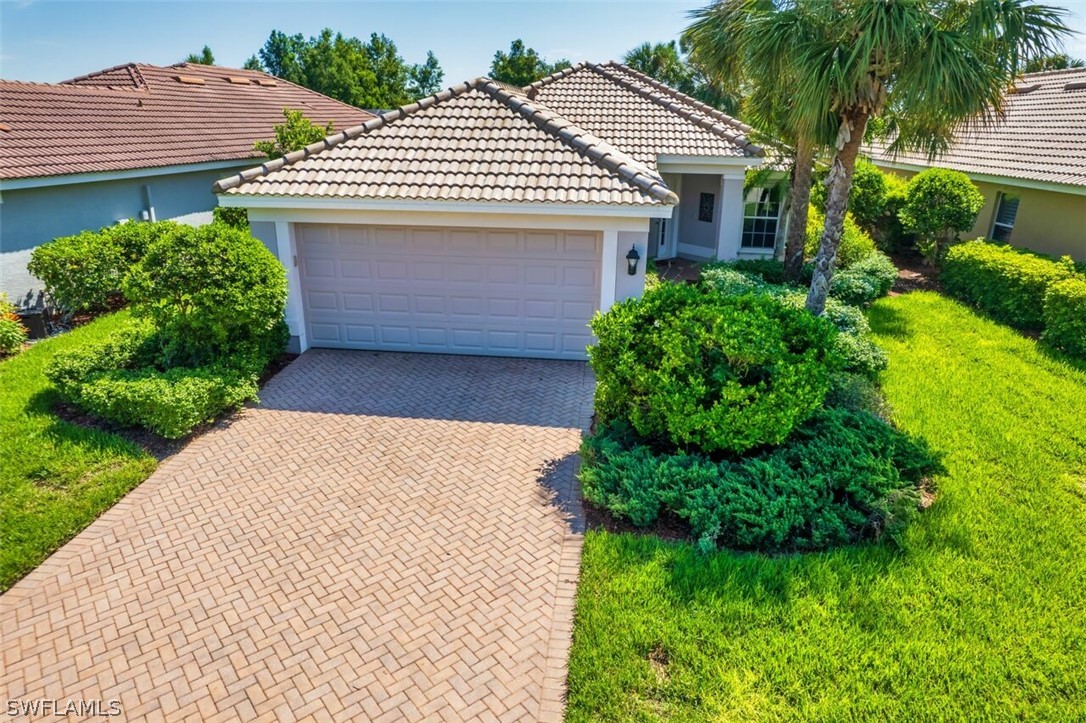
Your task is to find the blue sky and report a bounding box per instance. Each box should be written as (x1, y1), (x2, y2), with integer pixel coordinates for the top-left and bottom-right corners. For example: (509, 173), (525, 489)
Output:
(2, 0), (1085, 84)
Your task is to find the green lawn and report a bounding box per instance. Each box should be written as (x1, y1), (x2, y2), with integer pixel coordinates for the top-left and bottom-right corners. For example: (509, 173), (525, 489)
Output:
(0, 311), (157, 591)
(566, 291), (1086, 721)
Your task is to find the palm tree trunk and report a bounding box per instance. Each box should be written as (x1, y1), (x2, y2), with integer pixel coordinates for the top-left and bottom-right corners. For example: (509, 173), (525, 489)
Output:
(806, 112), (869, 314)
(784, 138), (816, 282)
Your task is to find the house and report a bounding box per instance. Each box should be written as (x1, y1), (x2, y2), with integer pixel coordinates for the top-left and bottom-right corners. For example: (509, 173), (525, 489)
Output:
(215, 62), (771, 360)
(868, 66), (1086, 261)
(0, 62), (373, 306)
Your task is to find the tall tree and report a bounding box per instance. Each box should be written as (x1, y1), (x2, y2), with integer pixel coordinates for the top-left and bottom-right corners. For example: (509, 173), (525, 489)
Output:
(1023, 52), (1085, 73)
(408, 51), (445, 98)
(624, 40), (740, 114)
(489, 40), (569, 86)
(253, 29), (442, 110)
(183, 46), (215, 65)
(253, 109), (334, 160)
(686, 2), (836, 282)
(701, 0), (1068, 314)
(242, 55), (263, 71)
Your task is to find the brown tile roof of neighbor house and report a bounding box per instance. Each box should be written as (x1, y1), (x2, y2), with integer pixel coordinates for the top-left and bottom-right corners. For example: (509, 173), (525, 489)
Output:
(525, 62), (763, 168)
(0, 62), (374, 181)
(215, 78), (679, 206)
(868, 67), (1086, 189)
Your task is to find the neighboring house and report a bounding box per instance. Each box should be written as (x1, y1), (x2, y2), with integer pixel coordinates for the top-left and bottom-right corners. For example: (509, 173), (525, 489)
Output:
(215, 62), (770, 360)
(868, 67), (1086, 261)
(0, 62), (373, 306)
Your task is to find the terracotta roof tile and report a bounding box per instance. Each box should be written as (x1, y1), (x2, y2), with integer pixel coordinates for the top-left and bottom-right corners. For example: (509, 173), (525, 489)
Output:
(868, 67), (1086, 189)
(216, 78), (678, 207)
(525, 62), (762, 168)
(0, 62), (373, 180)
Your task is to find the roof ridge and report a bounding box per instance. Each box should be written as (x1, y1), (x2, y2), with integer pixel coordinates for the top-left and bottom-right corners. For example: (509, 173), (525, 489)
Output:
(213, 79), (485, 193)
(1021, 65), (1086, 79)
(61, 62), (146, 89)
(590, 62), (763, 157)
(524, 62), (588, 95)
(0, 78), (148, 94)
(476, 80), (677, 204)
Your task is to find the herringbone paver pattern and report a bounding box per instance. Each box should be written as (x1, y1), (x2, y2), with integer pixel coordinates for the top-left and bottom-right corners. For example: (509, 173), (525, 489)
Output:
(2, 350), (593, 721)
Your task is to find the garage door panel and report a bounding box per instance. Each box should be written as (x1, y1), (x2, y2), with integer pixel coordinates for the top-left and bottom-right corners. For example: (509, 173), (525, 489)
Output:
(298, 224), (601, 360)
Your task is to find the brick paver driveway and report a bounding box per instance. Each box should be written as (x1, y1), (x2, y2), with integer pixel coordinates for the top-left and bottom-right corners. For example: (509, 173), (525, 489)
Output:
(2, 351), (593, 721)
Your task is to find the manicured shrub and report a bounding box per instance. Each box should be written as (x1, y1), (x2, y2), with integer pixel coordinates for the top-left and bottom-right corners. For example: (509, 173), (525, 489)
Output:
(1042, 277), (1086, 358)
(829, 252), (898, 306)
(942, 241), (1080, 329)
(579, 409), (939, 552)
(876, 172), (913, 252)
(0, 295), (28, 355)
(777, 293), (887, 377)
(847, 159), (889, 232)
(899, 168), (984, 264)
(212, 206), (249, 229)
(124, 223), (288, 366)
(46, 320), (157, 398)
(73, 362), (260, 439)
(700, 267), (774, 296)
(27, 221), (180, 312)
(805, 207), (876, 268)
(589, 283), (841, 455)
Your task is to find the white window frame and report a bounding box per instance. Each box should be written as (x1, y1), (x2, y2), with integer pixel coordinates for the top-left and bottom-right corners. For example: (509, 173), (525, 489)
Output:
(989, 192), (1020, 242)
(741, 186), (783, 250)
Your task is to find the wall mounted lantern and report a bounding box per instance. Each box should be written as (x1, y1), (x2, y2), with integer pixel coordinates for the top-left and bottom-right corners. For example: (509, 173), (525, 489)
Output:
(626, 245), (641, 276)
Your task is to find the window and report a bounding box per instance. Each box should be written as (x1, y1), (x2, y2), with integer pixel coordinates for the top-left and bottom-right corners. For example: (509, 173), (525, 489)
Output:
(741, 186), (783, 249)
(698, 192), (716, 222)
(990, 193), (1020, 242)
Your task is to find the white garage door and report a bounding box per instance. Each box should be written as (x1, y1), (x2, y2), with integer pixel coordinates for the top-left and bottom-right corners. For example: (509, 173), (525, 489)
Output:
(296, 224), (601, 360)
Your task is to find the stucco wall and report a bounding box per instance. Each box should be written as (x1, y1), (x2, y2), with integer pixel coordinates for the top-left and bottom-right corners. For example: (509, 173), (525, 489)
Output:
(0, 164), (249, 305)
(881, 166), (1086, 262)
(677, 174), (720, 255)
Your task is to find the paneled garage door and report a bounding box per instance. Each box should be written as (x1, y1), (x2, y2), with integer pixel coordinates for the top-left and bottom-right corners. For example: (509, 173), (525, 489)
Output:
(296, 224), (602, 360)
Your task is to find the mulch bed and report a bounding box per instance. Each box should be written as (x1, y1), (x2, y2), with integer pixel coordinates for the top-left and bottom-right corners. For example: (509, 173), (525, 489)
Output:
(582, 498), (696, 544)
(53, 352), (299, 462)
(890, 252), (942, 294)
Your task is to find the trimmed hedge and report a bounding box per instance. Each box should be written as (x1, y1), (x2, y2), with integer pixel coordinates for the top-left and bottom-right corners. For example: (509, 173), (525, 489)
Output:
(589, 282), (841, 455)
(942, 241), (1081, 329)
(829, 252), (899, 306)
(580, 409), (939, 552)
(1042, 277), (1086, 358)
(27, 221), (180, 312)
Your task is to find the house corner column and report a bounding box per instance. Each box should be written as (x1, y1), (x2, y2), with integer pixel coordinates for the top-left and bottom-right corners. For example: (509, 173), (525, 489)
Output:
(600, 229), (619, 312)
(273, 220), (308, 354)
(715, 171), (746, 261)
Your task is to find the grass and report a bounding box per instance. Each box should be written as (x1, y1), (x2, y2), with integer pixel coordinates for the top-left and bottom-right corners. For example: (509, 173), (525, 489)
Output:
(565, 291), (1086, 721)
(0, 311), (156, 591)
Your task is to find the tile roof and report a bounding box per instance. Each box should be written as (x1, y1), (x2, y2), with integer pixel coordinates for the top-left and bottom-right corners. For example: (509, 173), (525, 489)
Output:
(525, 62), (762, 168)
(0, 63), (374, 181)
(868, 67), (1086, 189)
(215, 78), (678, 207)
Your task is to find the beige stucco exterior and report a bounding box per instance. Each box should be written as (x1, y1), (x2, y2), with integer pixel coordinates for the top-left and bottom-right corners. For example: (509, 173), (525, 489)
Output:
(880, 166), (1086, 262)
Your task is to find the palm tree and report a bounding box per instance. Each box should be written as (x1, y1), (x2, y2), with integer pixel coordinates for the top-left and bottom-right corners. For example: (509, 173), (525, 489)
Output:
(686, 1), (837, 282)
(780, 1), (1068, 313)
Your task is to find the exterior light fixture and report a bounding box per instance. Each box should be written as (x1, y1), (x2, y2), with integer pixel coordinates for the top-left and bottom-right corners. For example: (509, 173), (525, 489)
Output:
(626, 245), (641, 276)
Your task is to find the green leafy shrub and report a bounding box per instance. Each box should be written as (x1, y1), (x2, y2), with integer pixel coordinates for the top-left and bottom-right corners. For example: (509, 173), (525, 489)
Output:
(212, 206), (249, 230)
(700, 267), (774, 296)
(27, 221), (180, 312)
(829, 252), (898, 306)
(124, 223), (288, 367)
(776, 293), (887, 377)
(580, 409), (939, 552)
(876, 172), (913, 252)
(899, 168), (984, 264)
(0, 294), (28, 355)
(825, 372), (892, 420)
(942, 241), (1081, 329)
(847, 159), (889, 232)
(701, 258), (813, 286)
(805, 207), (876, 269)
(589, 283), (841, 455)
(1042, 277), (1086, 358)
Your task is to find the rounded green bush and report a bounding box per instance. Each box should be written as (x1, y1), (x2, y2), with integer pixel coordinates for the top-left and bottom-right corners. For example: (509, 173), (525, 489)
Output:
(805, 206), (876, 269)
(829, 252), (898, 306)
(1042, 277), (1086, 358)
(589, 283), (842, 455)
(124, 223), (288, 367)
(27, 221), (181, 312)
(899, 168), (984, 264)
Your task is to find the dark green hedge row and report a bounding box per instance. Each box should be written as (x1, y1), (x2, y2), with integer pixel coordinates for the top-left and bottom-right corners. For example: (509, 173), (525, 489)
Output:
(942, 241), (1082, 330)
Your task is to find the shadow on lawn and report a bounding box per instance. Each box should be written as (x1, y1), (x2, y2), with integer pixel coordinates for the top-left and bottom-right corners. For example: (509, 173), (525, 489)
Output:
(866, 301), (914, 341)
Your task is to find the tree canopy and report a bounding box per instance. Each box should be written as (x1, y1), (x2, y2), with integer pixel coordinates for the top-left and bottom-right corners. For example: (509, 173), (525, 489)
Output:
(623, 40), (739, 114)
(251, 29), (444, 110)
(253, 109), (334, 160)
(183, 46), (215, 65)
(1022, 52), (1086, 73)
(489, 40), (570, 86)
